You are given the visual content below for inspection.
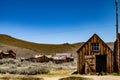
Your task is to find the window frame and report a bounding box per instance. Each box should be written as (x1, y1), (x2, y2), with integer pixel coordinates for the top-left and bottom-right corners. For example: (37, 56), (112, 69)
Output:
(91, 43), (99, 51)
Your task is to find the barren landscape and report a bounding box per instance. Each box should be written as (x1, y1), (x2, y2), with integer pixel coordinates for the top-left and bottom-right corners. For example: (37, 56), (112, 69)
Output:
(0, 58), (119, 80)
(0, 34), (118, 80)
(0, 34), (114, 58)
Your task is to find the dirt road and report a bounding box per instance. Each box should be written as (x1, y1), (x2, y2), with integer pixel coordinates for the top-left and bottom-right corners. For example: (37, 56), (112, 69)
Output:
(83, 75), (120, 80)
(43, 75), (120, 80)
(43, 77), (63, 80)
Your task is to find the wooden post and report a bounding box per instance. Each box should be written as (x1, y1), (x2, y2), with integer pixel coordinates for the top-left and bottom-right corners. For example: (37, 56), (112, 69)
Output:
(116, 0), (120, 72)
(116, 0), (118, 37)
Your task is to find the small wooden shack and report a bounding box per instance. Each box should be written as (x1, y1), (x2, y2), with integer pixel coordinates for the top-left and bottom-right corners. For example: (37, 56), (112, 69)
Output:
(25, 57), (36, 62)
(53, 53), (74, 63)
(0, 50), (16, 59)
(77, 34), (113, 74)
(35, 55), (50, 62)
(53, 55), (66, 63)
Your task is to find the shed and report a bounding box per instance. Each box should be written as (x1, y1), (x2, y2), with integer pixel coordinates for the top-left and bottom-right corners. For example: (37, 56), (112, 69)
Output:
(77, 34), (113, 74)
(35, 55), (49, 62)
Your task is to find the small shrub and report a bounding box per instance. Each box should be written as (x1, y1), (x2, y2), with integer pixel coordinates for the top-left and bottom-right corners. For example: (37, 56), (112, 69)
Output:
(17, 63), (21, 67)
(0, 76), (44, 80)
(111, 72), (120, 75)
(0, 58), (17, 65)
(17, 67), (50, 75)
(59, 77), (93, 80)
(19, 77), (44, 80)
(0, 68), (7, 74)
(15, 76), (44, 80)
(0, 76), (10, 80)
(8, 69), (17, 74)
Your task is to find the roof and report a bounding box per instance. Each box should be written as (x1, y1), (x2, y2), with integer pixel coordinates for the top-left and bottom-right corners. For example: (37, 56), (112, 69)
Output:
(45, 55), (53, 58)
(77, 33), (113, 53)
(55, 53), (72, 57)
(34, 55), (43, 58)
(53, 56), (66, 60)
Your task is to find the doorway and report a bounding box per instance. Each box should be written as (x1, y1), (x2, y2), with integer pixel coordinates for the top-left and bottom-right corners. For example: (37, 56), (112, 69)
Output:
(96, 55), (107, 72)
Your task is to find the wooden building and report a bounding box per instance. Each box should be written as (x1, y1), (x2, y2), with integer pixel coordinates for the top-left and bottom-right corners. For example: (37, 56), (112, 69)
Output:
(38, 55), (49, 62)
(25, 55), (50, 62)
(0, 50), (16, 59)
(114, 30), (120, 73)
(77, 34), (113, 74)
(52, 53), (74, 63)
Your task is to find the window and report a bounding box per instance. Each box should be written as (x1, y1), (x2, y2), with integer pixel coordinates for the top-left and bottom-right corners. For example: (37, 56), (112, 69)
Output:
(92, 43), (99, 51)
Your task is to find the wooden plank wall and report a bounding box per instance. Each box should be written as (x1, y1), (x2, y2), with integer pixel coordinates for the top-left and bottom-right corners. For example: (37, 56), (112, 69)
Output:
(77, 34), (113, 74)
(114, 34), (120, 73)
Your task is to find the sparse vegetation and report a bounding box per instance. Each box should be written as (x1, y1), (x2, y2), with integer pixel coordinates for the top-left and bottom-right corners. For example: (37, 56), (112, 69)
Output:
(110, 72), (120, 76)
(0, 58), (76, 75)
(0, 59), (50, 75)
(59, 77), (93, 80)
(0, 76), (44, 80)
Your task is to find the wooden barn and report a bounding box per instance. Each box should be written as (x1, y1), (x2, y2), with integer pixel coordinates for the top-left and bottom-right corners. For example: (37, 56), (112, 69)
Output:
(77, 34), (113, 74)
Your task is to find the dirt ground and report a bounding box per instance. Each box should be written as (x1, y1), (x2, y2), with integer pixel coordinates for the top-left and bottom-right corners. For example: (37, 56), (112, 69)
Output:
(43, 77), (63, 80)
(42, 75), (120, 80)
(83, 75), (120, 80)
(0, 74), (120, 80)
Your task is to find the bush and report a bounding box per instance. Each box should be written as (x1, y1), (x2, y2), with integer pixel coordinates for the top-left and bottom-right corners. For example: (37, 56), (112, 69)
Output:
(0, 76), (44, 80)
(111, 72), (120, 75)
(17, 66), (50, 75)
(59, 77), (93, 80)
(8, 69), (17, 74)
(0, 68), (7, 74)
(18, 77), (44, 80)
(0, 58), (76, 75)
(0, 59), (16, 64)
(0, 66), (49, 75)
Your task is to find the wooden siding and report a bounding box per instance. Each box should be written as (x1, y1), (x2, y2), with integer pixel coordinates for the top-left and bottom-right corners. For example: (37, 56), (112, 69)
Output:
(77, 34), (113, 74)
(114, 33), (120, 72)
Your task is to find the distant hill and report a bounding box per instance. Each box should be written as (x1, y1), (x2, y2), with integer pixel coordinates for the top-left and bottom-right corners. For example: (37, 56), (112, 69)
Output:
(0, 34), (114, 58)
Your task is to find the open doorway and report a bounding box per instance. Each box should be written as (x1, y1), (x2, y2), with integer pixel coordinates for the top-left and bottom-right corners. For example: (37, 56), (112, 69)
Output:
(96, 55), (107, 72)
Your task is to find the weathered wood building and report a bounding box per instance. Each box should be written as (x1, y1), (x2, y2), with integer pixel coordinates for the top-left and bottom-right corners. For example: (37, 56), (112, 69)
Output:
(114, 34), (120, 72)
(0, 50), (16, 59)
(77, 34), (113, 74)
(77, 0), (120, 74)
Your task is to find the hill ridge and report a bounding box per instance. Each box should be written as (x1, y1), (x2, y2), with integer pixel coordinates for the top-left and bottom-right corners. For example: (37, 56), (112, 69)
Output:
(0, 34), (114, 58)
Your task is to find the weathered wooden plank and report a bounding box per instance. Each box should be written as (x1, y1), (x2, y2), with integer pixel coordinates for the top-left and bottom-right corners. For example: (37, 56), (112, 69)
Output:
(77, 34), (113, 74)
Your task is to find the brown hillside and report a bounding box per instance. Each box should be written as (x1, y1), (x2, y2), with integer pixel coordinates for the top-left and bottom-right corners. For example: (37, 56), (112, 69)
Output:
(0, 34), (114, 58)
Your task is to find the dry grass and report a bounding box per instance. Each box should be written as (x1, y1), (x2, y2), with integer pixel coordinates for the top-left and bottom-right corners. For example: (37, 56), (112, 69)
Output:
(59, 77), (93, 80)
(0, 34), (76, 56)
(0, 74), (44, 80)
(0, 59), (50, 75)
(0, 58), (76, 76)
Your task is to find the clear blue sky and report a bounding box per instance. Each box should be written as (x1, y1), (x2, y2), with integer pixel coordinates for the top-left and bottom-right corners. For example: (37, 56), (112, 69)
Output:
(0, 0), (119, 44)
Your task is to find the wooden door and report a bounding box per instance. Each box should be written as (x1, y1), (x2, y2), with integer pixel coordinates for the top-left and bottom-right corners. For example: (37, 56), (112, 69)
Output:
(85, 55), (95, 74)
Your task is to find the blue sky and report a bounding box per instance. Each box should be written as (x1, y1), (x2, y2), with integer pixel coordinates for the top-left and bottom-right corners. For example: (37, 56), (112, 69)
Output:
(0, 0), (118, 44)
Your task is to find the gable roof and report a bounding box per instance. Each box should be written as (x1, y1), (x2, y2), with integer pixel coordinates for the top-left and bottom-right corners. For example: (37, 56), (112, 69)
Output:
(77, 33), (113, 53)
